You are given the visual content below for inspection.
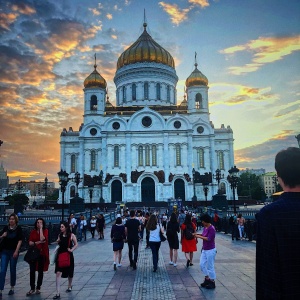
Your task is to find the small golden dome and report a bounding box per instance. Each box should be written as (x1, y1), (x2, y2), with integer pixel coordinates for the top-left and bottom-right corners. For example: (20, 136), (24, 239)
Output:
(117, 22), (175, 70)
(84, 62), (107, 89)
(186, 63), (208, 87)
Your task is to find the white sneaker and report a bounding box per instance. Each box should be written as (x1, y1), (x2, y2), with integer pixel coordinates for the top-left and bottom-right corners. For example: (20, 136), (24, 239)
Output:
(169, 261), (173, 265)
(117, 263), (122, 267)
(173, 263), (177, 267)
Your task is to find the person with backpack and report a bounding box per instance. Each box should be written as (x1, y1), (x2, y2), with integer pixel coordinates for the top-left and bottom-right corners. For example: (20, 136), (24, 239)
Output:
(110, 217), (126, 270)
(166, 213), (180, 267)
(180, 214), (197, 268)
(194, 214), (216, 290)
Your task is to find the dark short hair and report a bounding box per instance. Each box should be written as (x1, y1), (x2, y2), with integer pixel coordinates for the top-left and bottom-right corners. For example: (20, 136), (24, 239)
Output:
(201, 214), (211, 223)
(130, 210), (135, 217)
(275, 147), (300, 188)
(34, 218), (46, 230)
(115, 217), (122, 224)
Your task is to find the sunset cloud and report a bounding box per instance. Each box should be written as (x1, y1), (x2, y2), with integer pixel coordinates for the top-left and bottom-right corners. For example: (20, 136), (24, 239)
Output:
(11, 3), (36, 15)
(159, 2), (190, 25)
(0, 12), (18, 31)
(188, 0), (209, 8)
(221, 35), (300, 75)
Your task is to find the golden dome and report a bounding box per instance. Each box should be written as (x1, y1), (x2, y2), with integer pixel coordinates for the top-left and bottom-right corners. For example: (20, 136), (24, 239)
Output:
(84, 63), (107, 89)
(186, 63), (208, 87)
(117, 23), (175, 70)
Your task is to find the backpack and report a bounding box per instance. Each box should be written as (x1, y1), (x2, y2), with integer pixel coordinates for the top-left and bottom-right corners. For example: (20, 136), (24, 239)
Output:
(184, 223), (194, 240)
(113, 230), (123, 242)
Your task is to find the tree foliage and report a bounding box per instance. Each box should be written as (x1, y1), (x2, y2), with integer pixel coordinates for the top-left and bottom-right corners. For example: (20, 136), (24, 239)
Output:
(5, 193), (29, 206)
(237, 172), (266, 200)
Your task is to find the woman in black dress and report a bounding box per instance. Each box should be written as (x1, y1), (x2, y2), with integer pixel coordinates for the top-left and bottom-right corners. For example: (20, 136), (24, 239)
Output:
(53, 221), (78, 299)
(166, 212), (180, 267)
(110, 217), (126, 270)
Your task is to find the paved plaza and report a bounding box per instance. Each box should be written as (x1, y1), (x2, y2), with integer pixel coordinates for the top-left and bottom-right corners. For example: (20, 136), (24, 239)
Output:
(2, 223), (256, 300)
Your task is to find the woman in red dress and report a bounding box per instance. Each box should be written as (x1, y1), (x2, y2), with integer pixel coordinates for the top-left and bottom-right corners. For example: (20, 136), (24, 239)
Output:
(26, 218), (50, 296)
(181, 214), (197, 268)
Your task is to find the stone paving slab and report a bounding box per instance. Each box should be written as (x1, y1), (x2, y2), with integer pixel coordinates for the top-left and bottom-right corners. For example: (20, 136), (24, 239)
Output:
(1, 224), (256, 299)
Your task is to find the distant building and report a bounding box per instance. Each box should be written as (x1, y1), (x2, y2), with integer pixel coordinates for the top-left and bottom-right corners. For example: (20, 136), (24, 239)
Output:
(13, 180), (55, 197)
(0, 162), (9, 189)
(261, 172), (277, 198)
(239, 168), (266, 176)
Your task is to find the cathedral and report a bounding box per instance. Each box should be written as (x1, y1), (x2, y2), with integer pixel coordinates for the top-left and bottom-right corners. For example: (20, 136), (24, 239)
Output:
(59, 21), (235, 205)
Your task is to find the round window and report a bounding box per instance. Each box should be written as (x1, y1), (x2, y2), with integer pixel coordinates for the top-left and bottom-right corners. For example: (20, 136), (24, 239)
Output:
(174, 121), (181, 129)
(112, 122), (120, 130)
(142, 116), (152, 127)
(90, 128), (97, 136)
(197, 126), (204, 134)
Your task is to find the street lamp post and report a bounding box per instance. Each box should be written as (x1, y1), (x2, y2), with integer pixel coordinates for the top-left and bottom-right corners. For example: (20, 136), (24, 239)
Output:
(227, 166), (240, 214)
(89, 188), (93, 219)
(295, 134), (300, 148)
(192, 168), (197, 201)
(73, 172), (81, 196)
(99, 170), (104, 203)
(58, 169), (69, 222)
(213, 169), (224, 194)
(203, 184), (209, 207)
(43, 175), (48, 205)
(17, 179), (22, 193)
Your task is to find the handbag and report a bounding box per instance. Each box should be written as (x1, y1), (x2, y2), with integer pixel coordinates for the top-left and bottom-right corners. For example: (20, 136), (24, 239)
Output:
(24, 246), (41, 264)
(58, 252), (70, 268)
(159, 230), (166, 242)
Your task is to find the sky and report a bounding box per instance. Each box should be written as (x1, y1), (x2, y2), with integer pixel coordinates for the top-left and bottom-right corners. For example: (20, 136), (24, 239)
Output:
(0, 0), (299, 185)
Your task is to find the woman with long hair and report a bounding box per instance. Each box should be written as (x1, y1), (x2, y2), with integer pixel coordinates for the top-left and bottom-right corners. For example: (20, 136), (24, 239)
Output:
(146, 214), (164, 272)
(180, 213), (197, 268)
(166, 212), (180, 266)
(53, 221), (78, 299)
(0, 213), (23, 298)
(26, 218), (50, 296)
(111, 217), (126, 270)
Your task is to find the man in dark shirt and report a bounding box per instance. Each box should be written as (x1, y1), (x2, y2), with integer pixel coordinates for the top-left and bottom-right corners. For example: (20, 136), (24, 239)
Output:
(125, 210), (141, 270)
(256, 147), (300, 299)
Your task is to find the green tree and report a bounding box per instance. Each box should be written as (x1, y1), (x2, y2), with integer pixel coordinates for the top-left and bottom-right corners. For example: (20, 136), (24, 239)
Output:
(237, 172), (266, 200)
(5, 193), (29, 206)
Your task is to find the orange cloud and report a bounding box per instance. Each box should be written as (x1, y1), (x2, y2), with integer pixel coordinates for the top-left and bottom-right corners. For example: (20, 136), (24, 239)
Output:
(8, 170), (41, 178)
(0, 12), (18, 31)
(188, 0), (210, 8)
(107, 13), (113, 20)
(11, 3), (36, 15)
(159, 2), (190, 25)
(89, 8), (101, 16)
(221, 35), (300, 75)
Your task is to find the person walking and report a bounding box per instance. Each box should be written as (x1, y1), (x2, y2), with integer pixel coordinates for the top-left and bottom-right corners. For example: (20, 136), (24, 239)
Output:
(90, 216), (97, 238)
(144, 212), (150, 249)
(237, 213), (245, 240)
(68, 214), (77, 235)
(26, 218), (50, 296)
(111, 217), (126, 270)
(194, 214), (217, 289)
(146, 214), (164, 272)
(125, 210), (140, 270)
(96, 214), (105, 240)
(166, 212), (180, 267)
(256, 147), (300, 299)
(78, 215), (87, 242)
(53, 221), (78, 299)
(0, 213), (23, 298)
(180, 214), (197, 267)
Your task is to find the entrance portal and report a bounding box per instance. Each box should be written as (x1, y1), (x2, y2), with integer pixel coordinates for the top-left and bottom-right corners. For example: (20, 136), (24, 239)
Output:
(174, 178), (185, 201)
(141, 177), (155, 202)
(111, 180), (122, 203)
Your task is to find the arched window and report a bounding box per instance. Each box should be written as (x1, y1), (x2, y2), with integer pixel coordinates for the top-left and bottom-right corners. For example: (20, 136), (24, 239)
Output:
(175, 144), (181, 166)
(145, 145), (150, 166)
(144, 82), (149, 99)
(71, 154), (76, 173)
(122, 86), (126, 102)
(167, 85), (170, 101)
(195, 93), (202, 109)
(114, 146), (119, 167)
(132, 83), (136, 100)
(70, 186), (76, 198)
(198, 148), (205, 168)
(90, 95), (97, 111)
(218, 151), (225, 170)
(138, 146), (143, 166)
(152, 145), (157, 166)
(91, 150), (96, 170)
(156, 83), (161, 100)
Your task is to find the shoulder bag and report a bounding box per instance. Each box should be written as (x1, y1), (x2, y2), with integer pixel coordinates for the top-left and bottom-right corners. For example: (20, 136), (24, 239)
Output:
(159, 225), (166, 242)
(57, 236), (71, 268)
(24, 245), (41, 264)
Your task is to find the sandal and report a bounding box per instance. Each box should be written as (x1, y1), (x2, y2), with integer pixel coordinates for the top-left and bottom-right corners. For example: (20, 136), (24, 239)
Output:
(36, 289), (41, 294)
(26, 290), (35, 296)
(66, 286), (72, 292)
